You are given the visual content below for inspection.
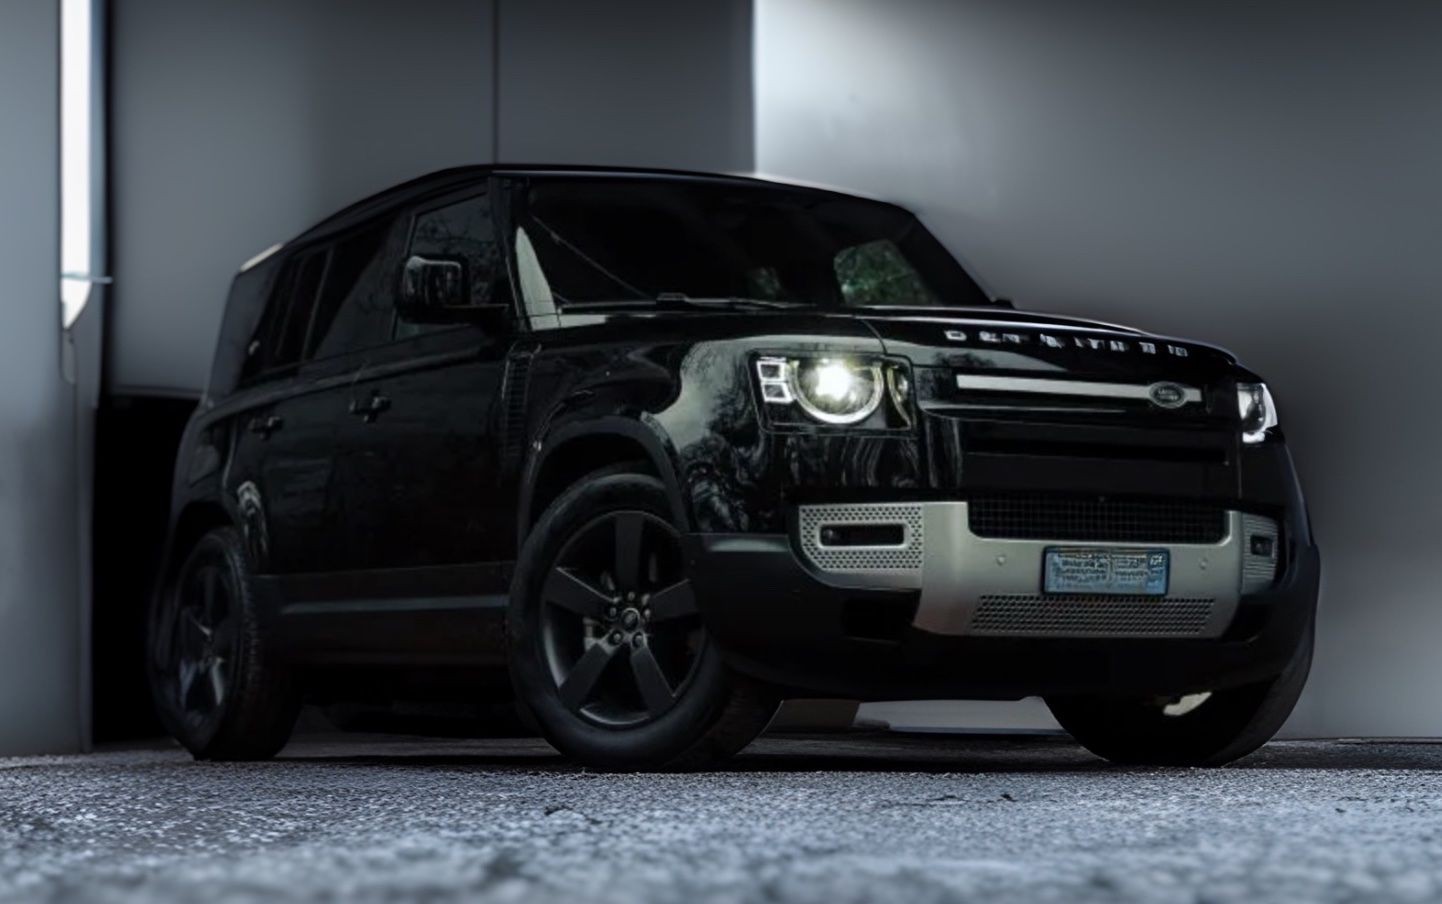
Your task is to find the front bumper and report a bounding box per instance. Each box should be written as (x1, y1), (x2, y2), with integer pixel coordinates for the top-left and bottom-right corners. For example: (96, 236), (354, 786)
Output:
(684, 506), (1319, 700)
(794, 501), (1277, 639)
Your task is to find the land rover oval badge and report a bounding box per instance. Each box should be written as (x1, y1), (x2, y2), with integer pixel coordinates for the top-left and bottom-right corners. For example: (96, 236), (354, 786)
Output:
(1148, 382), (1188, 409)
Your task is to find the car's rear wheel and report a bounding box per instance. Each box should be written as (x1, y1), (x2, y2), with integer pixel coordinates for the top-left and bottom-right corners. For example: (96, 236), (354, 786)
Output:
(1045, 625), (1313, 767)
(146, 527), (300, 760)
(509, 469), (777, 770)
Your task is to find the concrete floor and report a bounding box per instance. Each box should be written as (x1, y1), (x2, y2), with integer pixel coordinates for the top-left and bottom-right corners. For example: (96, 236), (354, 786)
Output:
(3, 733), (1442, 903)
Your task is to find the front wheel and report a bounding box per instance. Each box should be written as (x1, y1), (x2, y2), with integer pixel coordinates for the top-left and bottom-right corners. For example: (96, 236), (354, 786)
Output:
(1045, 625), (1314, 767)
(508, 469), (777, 770)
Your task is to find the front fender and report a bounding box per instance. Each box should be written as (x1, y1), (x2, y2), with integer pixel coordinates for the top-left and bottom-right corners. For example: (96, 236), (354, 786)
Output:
(519, 413), (691, 539)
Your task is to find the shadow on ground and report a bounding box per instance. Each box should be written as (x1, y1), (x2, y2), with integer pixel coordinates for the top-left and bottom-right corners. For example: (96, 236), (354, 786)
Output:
(275, 730), (1442, 774)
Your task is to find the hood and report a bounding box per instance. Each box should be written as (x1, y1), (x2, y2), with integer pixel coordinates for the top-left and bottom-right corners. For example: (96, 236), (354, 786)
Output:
(849, 306), (1238, 382)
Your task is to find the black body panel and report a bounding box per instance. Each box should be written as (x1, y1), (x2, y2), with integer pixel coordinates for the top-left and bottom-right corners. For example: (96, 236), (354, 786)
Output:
(157, 164), (1318, 710)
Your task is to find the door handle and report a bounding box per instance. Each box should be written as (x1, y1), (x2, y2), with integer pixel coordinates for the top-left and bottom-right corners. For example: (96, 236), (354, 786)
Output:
(248, 414), (284, 438)
(348, 392), (391, 423)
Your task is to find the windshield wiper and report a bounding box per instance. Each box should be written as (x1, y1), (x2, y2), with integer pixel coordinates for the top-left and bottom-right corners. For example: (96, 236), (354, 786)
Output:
(653, 293), (809, 311)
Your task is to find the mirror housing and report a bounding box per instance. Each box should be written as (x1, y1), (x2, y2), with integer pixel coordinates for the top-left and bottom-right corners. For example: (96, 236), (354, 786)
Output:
(400, 254), (467, 314)
(398, 254), (511, 327)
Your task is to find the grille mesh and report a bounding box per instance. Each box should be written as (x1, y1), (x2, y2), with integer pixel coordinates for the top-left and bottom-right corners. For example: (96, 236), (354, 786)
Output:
(797, 504), (924, 573)
(970, 595), (1214, 637)
(1240, 513), (1281, 594)
(968, 494), (1227, 544)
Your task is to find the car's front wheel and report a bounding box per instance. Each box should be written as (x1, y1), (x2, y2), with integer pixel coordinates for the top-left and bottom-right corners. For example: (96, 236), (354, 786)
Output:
(509, 469), (777, 770)
(146, 526), (300, 760)
(1045, 625), (1313, 767)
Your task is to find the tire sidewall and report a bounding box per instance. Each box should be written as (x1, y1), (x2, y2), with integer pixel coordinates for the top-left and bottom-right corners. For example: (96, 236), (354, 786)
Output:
(1048, 619), (1316, 767)
(147, 531), (231, 754)
(146, 526), (295, 760)
(508, 471), (733, 769)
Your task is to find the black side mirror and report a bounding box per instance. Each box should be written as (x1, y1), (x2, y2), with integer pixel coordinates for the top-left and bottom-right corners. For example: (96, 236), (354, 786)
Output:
(400, 254), (468, 314)
(398, 255), (511, 328)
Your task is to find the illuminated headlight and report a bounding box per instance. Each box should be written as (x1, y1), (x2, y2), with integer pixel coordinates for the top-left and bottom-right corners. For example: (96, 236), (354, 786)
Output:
(757, 356), (895, 425)
(1237, 382), (1278, 444)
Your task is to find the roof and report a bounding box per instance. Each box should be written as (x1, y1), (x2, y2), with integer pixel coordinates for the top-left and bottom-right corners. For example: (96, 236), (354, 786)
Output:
(288, 163), (898, 248)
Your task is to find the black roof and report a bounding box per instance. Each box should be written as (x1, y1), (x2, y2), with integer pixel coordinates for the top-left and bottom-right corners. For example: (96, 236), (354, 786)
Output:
(292, 163), (896, 247)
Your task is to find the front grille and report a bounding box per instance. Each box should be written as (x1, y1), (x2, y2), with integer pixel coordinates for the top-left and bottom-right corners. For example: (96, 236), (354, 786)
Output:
(970, 595), (1214, 637)
(968, 494), (1227, 544)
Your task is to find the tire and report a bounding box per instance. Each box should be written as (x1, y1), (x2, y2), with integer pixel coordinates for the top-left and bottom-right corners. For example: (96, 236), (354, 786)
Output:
(1045, 623), (1314, 767)
(509, 468), (778, 770)
(146, 527), (300, 761)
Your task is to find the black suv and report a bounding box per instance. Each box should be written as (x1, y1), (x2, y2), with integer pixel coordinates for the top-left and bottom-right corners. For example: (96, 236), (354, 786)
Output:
(149, 166), (1319, 769)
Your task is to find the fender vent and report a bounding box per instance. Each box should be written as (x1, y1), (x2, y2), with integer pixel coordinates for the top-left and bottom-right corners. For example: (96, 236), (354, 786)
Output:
(500, 348), (536, 470)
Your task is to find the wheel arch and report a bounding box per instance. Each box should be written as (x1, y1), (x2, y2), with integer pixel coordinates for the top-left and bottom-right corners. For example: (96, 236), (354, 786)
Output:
(161, 500), (236, 587)
(519, 416), (690, 546)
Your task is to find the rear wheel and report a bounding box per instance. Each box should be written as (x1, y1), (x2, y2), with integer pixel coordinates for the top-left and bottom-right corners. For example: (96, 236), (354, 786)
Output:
(1046, 625), (1313, 767)
(509, 470), (777, 770)
(146, 527), (300, 760)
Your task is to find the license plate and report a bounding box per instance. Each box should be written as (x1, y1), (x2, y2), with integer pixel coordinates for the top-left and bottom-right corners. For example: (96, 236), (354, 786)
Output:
(1043, 547), (1169, 596)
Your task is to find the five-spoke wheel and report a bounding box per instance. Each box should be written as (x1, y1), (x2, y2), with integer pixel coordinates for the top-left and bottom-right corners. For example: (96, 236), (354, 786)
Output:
(152, 551), (239, 731)
(510, 469), (777, 770)
(540, 510), (702, 727)
(146, 527), (299, 760)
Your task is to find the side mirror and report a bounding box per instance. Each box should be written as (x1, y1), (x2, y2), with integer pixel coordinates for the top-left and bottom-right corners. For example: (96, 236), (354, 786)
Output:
(400, 254), (468, 315)
(398, 255), (511, 328)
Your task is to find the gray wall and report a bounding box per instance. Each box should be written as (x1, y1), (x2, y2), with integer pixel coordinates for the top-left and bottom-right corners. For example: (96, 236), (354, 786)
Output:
(497, 0), (753, 172)
(0, 1), (84, 755)
(110, 0), (756, 398)
(758, 0), (1442, 736)
(110, 0), (496, 396)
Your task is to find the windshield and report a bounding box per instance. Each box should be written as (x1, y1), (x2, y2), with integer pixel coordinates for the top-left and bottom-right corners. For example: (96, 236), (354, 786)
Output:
(511, 177), (993, 310)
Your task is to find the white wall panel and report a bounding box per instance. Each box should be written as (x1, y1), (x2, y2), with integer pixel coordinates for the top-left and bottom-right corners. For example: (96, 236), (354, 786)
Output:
(0, 1), (83, 755)
(758, 0), (1442, 736)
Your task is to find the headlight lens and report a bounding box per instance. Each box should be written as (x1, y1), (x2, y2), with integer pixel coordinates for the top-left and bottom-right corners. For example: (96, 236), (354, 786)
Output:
(757, 355), (891, 425)
(1237, 382), (1278, 444)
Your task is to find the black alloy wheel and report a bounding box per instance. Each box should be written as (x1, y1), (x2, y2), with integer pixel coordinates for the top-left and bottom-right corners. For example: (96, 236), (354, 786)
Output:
(146, 527), (300, 760)
(151, 545), (241, 736)
(509, 469), (778, 770)
(539, 510), (703, 728)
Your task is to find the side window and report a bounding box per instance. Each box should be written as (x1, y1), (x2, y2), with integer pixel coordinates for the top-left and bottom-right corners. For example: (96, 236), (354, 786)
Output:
(834, 238), (937, 307)
(396, 192), (498, 339)
(305, 216), (400, 361)
(240, 249), (326, 382)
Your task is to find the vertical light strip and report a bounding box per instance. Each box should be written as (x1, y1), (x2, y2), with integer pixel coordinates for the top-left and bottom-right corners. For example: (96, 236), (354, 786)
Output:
(60, 0), (99, 329)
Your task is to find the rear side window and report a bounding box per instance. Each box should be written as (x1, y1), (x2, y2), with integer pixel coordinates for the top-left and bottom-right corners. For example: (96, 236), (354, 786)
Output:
(241, 249), (326, 382)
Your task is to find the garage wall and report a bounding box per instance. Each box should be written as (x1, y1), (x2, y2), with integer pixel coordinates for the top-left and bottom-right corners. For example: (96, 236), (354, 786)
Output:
(758, 0), (1442, 737)
(110, 0), (756, 398)
(496, 0), (753, 172)
(110, 0), (496, 396)
(0, 2), (83, 755)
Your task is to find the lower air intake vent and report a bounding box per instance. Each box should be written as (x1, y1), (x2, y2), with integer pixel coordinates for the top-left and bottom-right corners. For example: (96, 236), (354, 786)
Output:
(968, 494), (1228, 544)
(970, 595), (1214, 637)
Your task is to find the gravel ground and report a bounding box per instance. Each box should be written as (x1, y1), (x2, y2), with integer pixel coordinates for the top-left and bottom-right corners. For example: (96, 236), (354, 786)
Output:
(3, 733), (1442, 903)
